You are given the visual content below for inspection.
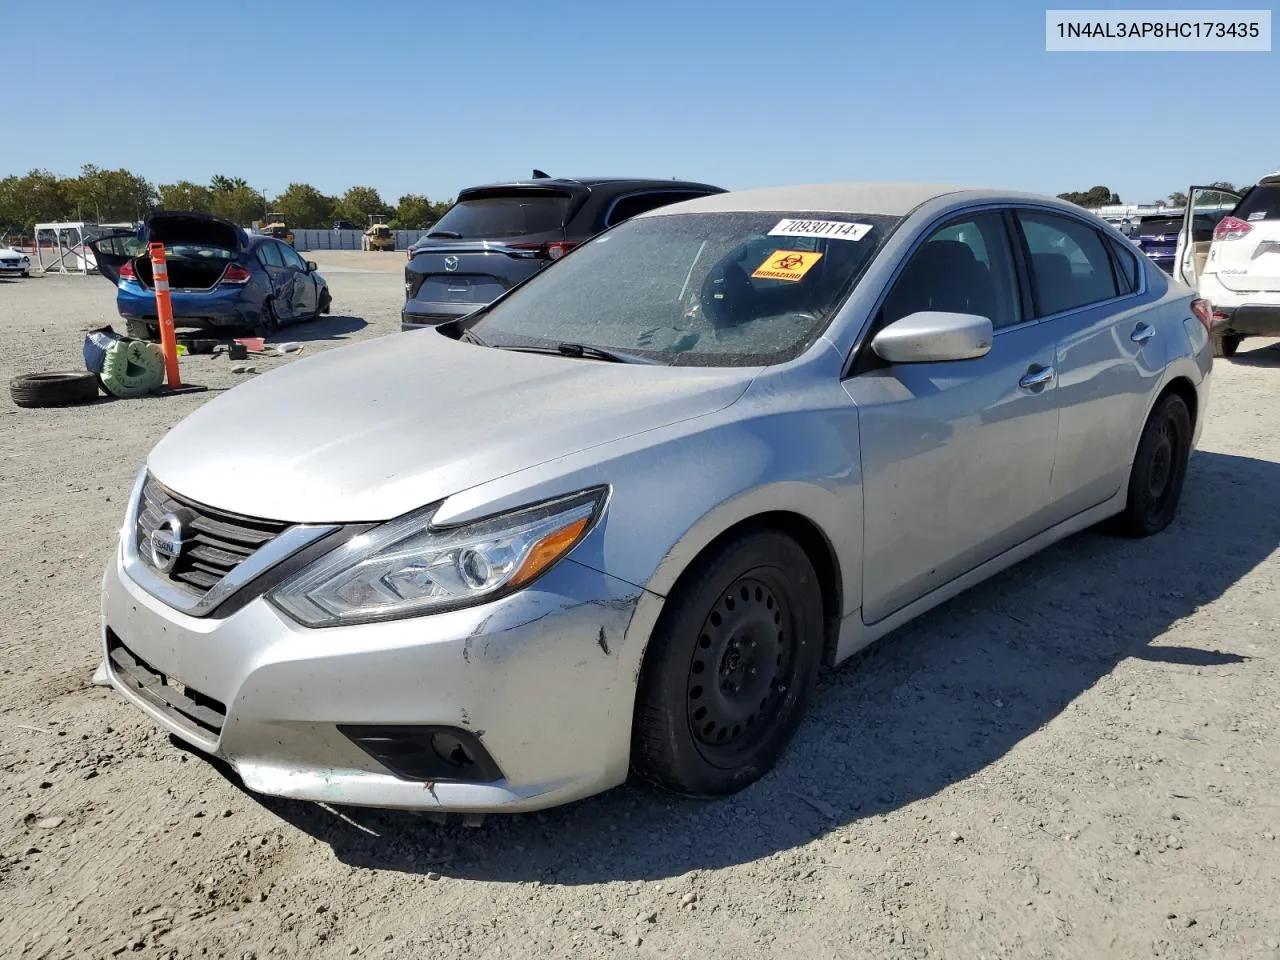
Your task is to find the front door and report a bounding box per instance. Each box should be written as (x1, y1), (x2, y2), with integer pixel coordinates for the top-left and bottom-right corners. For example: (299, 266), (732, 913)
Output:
(1174, 185), (1242, 290)
(845, 211), (1060, 625)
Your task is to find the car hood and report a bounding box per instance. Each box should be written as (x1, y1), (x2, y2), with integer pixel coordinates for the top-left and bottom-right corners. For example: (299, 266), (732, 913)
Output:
(148, 332), (757, 523)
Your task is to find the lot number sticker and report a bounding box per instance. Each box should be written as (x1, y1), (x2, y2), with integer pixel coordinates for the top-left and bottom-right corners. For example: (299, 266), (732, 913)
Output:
(752, 249), (823, 282)
(768, 219), (873, 241)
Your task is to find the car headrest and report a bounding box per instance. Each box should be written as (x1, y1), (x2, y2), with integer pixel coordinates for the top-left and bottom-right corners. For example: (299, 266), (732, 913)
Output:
(700, 261), (756, 329)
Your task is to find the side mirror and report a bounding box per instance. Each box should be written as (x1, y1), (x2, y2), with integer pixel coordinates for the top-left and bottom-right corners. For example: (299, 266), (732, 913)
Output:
(305, 260), (317, 272)
(871, 311), (993, 364)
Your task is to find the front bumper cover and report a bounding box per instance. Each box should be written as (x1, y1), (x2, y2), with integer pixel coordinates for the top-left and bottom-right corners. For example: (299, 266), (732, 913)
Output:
(100, 535), (659, 812)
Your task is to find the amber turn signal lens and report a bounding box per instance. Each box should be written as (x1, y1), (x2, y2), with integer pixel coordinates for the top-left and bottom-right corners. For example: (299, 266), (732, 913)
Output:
(509, 516), (591, 587)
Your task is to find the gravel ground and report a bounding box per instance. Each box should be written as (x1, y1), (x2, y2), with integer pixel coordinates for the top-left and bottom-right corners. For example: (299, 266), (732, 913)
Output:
(2, 260), (1279, 960)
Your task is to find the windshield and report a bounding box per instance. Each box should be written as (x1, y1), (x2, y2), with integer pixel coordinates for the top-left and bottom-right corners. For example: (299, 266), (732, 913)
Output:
(431, 191), (573, 239)
(465, 211), (899, 366)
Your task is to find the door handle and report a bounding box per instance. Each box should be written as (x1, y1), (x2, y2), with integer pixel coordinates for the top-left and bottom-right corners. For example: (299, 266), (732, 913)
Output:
(1130, 323), (1155, 344)
(1019, 365), (1055, 390)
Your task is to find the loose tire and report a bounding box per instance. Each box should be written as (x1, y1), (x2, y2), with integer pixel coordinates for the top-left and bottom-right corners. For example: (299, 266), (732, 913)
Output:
(1114, 392), (1192, 538)
(1211, 333), (1241, 358)
(631, 529), (824, 798)
(125, 318), (157, 341)
(10, 372), (99, 408)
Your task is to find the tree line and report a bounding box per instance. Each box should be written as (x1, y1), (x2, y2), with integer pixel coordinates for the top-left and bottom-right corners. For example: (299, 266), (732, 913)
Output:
(0, 165), (453, 236)
(1057, 182), (1242, 209)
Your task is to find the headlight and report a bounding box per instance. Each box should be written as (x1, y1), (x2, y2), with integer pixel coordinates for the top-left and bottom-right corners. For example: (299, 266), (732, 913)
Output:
(268, 487), (607, 627)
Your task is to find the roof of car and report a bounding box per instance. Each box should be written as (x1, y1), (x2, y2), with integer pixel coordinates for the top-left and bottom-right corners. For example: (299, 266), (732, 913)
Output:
(460, 176), (724, 194)
(637, 182), (972, 217)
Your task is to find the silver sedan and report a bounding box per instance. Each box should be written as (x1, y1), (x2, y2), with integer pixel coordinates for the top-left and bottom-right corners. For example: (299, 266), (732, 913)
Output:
(99, 183), (1211, 812)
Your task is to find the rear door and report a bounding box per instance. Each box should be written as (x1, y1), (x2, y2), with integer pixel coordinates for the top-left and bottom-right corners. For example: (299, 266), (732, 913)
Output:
(1174, 185), (1242, 289)
(1207, 178), (1280, 294)
(1016, 209), (1163, 519)
(404, 184), (586, 323)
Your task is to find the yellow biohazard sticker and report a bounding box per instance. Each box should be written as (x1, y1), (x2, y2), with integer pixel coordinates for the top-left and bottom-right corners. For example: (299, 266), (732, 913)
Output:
(752, 249), (823, 282)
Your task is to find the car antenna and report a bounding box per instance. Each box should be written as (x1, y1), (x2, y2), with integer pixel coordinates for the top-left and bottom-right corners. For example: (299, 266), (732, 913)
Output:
(532, 169), (551, 179)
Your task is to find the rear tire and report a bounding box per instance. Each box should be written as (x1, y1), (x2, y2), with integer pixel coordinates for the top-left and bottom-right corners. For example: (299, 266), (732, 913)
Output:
(125, 319), (157, 341)
(1211, 333), (1241, 358)
(1113, 392), (1192, 538)
(10, 372), (99, 408)
(631, 529), (824, 798)
(253, 298), (280, 338)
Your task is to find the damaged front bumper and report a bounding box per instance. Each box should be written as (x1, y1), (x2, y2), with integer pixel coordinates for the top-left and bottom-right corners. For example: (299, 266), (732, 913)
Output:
(99, 542), (659, 812)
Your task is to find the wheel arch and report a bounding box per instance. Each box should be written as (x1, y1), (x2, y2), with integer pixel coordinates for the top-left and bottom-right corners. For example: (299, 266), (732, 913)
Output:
(643, 503), (846, 669)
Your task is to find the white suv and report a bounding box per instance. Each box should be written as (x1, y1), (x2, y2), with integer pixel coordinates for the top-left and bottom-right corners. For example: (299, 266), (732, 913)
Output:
(1175, 173), (1280, 357)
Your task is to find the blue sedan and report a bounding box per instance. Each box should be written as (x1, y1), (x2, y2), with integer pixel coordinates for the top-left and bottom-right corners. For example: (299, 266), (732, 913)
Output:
(89, 213), (331, 341)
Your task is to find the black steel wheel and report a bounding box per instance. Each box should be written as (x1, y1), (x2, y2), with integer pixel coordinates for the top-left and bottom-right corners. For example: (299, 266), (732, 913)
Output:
(1114, 392), (1192, 538)
(632, 528), (823, 798)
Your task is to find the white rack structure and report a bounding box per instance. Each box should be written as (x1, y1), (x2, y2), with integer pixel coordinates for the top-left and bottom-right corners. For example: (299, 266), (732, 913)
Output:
(33, 222), (134, 275)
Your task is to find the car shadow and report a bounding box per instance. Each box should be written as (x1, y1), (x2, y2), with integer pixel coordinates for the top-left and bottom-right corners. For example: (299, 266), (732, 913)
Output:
(1228, 341), (1280, 367)
(274, 314), (367, 343)
(190, 449), (1279, 884)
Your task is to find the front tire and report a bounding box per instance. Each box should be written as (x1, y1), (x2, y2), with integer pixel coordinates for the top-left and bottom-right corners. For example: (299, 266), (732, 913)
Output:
(125, 318), (157, 341)
(1114, 392), (1192, 538)
(631, 529), (824, 798)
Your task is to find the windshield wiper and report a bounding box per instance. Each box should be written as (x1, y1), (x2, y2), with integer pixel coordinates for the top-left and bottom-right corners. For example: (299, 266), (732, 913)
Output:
(458, 328), (491, 347)
(426, 229), (462, 239)
(492, 341), (662, 365)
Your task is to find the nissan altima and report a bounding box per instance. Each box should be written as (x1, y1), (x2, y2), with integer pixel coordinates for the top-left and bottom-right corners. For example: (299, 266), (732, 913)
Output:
(98, 183), (1211, 812)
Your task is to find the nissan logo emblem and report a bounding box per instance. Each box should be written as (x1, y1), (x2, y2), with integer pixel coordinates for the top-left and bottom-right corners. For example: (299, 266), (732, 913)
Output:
(444, 256), (459, 272)
(148, 512), (188, 574)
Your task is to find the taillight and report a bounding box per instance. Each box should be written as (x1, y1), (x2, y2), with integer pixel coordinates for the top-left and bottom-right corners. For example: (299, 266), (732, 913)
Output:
(511, 240), (578, 260)
(1213, 216), (1253, 241)
(1190, 298), (1213, 332)
(220, 263), (252, 284)
(118, 260), (135, 281)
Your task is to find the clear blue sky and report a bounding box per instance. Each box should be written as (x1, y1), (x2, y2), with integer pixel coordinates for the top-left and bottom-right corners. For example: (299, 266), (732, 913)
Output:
(1, 1), (1275, 205)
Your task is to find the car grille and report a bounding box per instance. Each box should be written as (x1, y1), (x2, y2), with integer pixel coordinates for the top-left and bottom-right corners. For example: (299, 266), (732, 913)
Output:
(107, 631), (227, 738)
(136, 476), (289, 595)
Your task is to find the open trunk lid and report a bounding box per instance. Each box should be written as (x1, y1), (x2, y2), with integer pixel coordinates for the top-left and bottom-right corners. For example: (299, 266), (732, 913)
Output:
(145, 211), (245, 253)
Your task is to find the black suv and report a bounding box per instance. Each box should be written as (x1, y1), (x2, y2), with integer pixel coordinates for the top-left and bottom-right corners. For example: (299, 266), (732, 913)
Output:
(402, 173), (725, 329)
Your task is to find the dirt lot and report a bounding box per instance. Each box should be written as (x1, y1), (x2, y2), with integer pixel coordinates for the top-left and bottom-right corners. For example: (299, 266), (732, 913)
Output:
(1, 258), (1278, 960)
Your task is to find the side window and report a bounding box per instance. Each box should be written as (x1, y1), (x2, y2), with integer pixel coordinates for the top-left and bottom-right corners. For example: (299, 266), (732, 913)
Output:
(259, 242), (285, 268)
(1017, 211), (1119, 316)
(279, 243), (307, 270)
(879, 212), (1021, 331)
(605, 191), (704, 227)
(1107, 236), (1140, 294)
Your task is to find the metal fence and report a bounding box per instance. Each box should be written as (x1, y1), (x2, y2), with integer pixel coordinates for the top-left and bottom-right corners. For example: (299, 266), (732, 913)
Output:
(288, 229), (429, 251)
